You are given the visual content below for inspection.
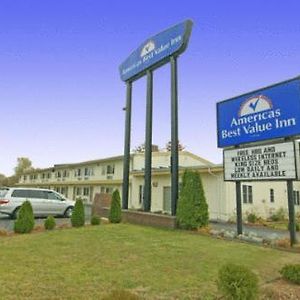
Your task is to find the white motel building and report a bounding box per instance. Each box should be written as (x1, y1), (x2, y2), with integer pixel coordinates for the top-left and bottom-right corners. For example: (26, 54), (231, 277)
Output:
(17, 150), (300, 221)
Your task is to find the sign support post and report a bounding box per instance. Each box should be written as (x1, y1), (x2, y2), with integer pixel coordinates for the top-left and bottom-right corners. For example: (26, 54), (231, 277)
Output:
(171, 56), (179, 216)
(287, 179), (297, 246)
(122, 81), (132, 209)
(119, 20), (193, 214)
(143, 70), (153, 212)
(235, 181), (243, 235)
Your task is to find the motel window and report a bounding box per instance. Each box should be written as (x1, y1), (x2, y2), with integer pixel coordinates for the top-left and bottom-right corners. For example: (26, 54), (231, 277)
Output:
(83, 187), (90, 196)
(74, 169), (82, 177)
(293, 191), (300, 206)
(107, 164), (115, 175)
(242, 185), (253, 204)
(76, 187), (82, 196)
(270, 189), (275, 203)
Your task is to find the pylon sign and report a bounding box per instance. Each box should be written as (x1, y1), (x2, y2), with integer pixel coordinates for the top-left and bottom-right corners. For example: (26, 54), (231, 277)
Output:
(120, 20), (193, 216)
(217, 76), (300, 148)
(119, 20), (193, 82)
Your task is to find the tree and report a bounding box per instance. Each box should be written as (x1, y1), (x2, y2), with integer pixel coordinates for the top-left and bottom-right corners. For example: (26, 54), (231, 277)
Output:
(176, 170), (209, 229)
(14, 157), (33, 177)
(133, 143), (145, 153)
(166, 140), (185, 151)
(0, 174), (6, 187)
(109, 190), (122, 223)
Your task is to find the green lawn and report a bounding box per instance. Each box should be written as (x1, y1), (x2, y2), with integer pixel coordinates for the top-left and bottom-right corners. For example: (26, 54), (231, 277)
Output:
(0, 224), (299, 299)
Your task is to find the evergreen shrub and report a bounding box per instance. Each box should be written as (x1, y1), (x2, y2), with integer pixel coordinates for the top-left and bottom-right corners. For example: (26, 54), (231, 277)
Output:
(14, 200), (35, 234)
(44, 216), (56, 230)
(176, 170), (209, 229)
(71, 199), (85, 227)
(280, 264), (300, 284)
(109, 190), (122, 223)
(91, 214), (101, 226)
(218, 263), (259, 300)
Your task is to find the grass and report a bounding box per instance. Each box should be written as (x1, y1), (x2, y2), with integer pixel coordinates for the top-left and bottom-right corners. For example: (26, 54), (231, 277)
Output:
(0, 224), (299, 299)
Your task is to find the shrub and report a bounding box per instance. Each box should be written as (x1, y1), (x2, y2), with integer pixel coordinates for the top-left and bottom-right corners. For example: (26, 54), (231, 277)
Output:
(270, 207), (287, 222)
(91, 214), (101, 226)
(280, 264), (300, 285)
(71, 198), (85, 227)
(44, 216), (56, 230)
(218, 263), (259, 300)
(176, 170), (209, 229)
(247, 213), (257, 224)
(14, 201), (35, 234)
(109, 190), (122, 223)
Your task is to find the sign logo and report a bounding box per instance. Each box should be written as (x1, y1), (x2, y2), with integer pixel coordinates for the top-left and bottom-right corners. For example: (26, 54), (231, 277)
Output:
(239, 95), (273, 117)
(141, 40), (155, 57)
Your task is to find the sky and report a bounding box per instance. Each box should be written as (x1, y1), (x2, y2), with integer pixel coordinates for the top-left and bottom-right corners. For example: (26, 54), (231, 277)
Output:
(1, 0), (300, 176)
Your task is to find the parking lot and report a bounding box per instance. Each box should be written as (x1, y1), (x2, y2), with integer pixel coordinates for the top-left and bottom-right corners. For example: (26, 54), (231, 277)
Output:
(0, 204), (92, 232)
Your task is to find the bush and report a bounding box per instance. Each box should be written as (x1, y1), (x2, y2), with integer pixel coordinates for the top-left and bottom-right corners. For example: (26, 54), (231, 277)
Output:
(270, 207), (287, 222)
(91, 214), (101, 226)
(247, 213), (257, 224)
(218, 263), (259, 300)
(14, 201), (35, 234)
(280, 264), (300, 285)
(176, 170), (209, 229)
(44, 216), (56, 230)
(71, 199), (85, 227)
(109, 190), (122, 223)
(287, 222), (300, 232)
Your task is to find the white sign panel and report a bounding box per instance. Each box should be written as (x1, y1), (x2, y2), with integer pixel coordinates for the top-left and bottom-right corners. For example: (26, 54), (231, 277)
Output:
(224, 142), (296, 181)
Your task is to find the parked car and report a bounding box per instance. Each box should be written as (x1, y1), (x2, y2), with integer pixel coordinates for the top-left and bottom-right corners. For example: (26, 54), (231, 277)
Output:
(0, 187), (75, 219)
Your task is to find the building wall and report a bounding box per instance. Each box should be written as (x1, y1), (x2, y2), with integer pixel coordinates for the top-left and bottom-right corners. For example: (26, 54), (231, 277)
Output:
(131, 151), (209, 170)
(225, 180), (300, 221)
(17, 152), (300, 220)
(130, 170), (227, 220)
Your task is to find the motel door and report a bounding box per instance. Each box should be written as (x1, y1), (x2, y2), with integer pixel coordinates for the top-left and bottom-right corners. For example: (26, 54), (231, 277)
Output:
(163, 186), (171, 213)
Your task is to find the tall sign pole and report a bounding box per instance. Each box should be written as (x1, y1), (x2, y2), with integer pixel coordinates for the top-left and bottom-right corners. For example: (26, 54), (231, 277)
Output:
(122, 81), (132, 209)
(235, 181), (243, 235)
(119, 20), (193, 213)
(144, 70), (153, 211)
(287, 180), (297, 246)
(170, 56), (179, 216)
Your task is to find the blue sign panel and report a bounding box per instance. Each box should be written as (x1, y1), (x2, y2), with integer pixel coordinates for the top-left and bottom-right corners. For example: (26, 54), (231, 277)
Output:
(217, 77), (300, 148)
(119, 20), (193, 82)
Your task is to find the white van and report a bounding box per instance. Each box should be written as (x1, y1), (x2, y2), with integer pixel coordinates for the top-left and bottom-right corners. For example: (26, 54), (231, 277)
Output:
(0, 187), (75, 219)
